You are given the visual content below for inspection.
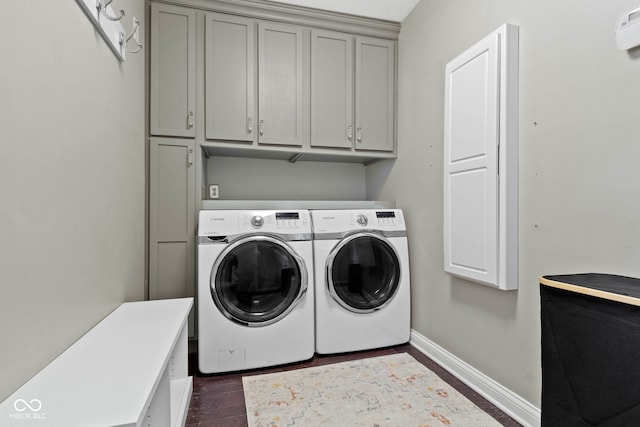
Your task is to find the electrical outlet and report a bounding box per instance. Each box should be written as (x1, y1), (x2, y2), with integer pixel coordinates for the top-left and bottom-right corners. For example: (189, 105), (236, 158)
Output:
(208, 184), (219, 199)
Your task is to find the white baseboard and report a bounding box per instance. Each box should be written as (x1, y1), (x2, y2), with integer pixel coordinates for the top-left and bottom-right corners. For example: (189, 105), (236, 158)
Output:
(410, 330), (541, 427)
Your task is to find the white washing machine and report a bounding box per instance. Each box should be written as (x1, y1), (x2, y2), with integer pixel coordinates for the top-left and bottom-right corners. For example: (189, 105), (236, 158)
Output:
(197, 209), (314, 373)
(311, 209), (411, 354)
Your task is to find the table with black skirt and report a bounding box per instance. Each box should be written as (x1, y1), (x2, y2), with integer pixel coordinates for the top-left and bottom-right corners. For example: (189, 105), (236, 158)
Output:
(540, 273), (640, 426)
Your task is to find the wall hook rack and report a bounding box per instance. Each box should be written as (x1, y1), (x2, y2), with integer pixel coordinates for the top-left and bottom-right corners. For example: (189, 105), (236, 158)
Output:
(76, 0), (141, 61)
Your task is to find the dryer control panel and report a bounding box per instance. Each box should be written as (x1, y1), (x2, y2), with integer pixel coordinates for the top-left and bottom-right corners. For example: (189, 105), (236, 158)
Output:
(374, 211), (400, 226)
(352, 211), (404, 228)
(312, 209), (406, 234)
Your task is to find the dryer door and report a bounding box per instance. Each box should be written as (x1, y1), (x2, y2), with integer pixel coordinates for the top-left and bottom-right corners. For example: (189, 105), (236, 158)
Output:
(326, 232), (401, 313)
(211, 235), (308, 326)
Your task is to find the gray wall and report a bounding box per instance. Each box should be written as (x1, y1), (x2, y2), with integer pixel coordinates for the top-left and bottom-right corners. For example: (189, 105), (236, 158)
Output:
(368, 0), (640, 407)
(207, 156), (367, 200)
(0, 1), (145, 401)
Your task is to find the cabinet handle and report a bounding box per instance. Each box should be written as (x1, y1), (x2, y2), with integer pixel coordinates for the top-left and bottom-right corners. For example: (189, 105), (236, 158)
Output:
(259, 119), (264, 136)
(187, 148), (193, 167)
(187, 111), (194, 129)
(356, 127), (362, 143)
(347, 125), (353, 141)
(247, 117), (253, 134)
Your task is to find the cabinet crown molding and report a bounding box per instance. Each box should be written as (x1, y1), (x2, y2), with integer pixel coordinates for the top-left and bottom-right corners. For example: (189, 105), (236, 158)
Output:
(152, 0), (400, 39)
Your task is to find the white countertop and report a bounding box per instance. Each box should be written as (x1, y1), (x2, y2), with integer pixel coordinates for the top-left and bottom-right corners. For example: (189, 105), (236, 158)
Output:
(201, 200), (396, 210)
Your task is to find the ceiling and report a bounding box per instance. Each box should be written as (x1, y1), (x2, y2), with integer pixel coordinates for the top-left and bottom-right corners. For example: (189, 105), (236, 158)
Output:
(266, 0), (420, 22)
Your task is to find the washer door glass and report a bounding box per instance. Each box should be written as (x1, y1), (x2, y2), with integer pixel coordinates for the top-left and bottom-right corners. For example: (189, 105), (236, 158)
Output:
(327, 233), (400, 313)
(212, 235), (307, 326)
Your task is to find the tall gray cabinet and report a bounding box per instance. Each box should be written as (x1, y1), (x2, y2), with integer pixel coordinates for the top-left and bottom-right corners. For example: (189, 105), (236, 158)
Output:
(149, 2), (197, 337)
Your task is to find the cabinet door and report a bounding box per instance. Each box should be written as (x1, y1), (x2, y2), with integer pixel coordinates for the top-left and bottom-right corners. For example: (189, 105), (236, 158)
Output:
(149, 138), (195, 304)
(355, 36), (395, 152)
(258, 22), (304, 146)
(205, 13), (255, 142)
(444, 34), (499, 287)
(150, 4), (196, 137)
(443, 24), (519, 290)
(311, 30), (353, 149)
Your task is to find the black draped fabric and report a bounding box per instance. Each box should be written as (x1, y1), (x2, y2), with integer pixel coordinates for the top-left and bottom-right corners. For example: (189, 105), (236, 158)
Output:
(541, 274), (640, 426)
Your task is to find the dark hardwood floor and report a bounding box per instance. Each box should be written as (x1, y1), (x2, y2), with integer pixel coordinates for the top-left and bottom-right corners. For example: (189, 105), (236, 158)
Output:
(186, 343), (522, 426)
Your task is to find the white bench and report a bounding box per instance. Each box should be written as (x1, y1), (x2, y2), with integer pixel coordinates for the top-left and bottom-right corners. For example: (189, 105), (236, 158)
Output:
(0, 298), (193, 427)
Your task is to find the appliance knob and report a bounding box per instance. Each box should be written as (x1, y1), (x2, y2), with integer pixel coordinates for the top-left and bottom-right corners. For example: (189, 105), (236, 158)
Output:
(356, 214), (368, 227)
(251, 215), (264, 228)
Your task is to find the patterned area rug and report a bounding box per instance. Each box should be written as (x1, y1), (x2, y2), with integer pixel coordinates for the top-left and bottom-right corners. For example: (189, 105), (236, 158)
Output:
(242, 352), (501, 426)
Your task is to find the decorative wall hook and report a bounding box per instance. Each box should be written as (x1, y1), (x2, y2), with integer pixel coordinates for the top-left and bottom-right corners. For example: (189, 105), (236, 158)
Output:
(97, 0), (125, 21)
(126, 17), (143, 53)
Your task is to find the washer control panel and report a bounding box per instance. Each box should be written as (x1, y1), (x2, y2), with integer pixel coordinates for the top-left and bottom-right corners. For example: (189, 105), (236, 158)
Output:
(241, 210), (310, 232)
(275, 212), (307, 229)
(352, 211), (401, 227)
(199, 210), (311, 236)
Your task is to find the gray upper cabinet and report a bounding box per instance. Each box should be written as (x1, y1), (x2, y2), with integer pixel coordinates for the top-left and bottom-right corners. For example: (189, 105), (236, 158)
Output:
(311, 30), (354, 149)
(204, 18), (304, 147)
(355, 36), (395, 152)
(150, 0), (398, 162)
(258, 21), (305, 147)
(150, 4), (196, 137)
(205, 13), (255, 142)
(311, 31), (395, 152)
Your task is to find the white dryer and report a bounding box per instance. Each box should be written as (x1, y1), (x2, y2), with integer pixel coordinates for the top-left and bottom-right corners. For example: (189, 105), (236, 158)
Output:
(311, 209), (411, 354)
(197, 209), (314, 373)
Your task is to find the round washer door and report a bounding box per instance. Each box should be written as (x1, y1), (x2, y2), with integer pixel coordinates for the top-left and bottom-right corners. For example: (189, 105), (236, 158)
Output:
(326, 232), (401, 313)
(211, 235), (308, 326)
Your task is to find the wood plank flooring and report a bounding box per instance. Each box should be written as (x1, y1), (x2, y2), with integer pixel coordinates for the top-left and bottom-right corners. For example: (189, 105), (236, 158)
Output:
(186, 343), (522, 426)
